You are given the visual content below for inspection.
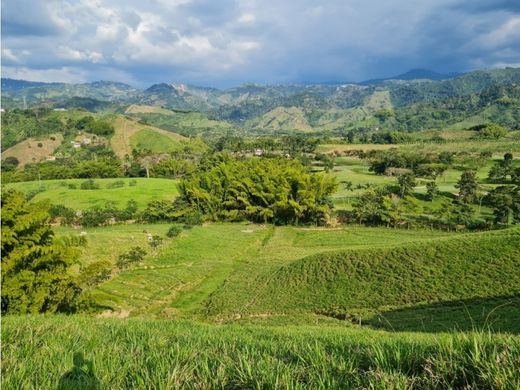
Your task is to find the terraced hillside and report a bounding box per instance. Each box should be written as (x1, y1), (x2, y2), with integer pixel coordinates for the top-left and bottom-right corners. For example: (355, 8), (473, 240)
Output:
(84, 224), (519, 333)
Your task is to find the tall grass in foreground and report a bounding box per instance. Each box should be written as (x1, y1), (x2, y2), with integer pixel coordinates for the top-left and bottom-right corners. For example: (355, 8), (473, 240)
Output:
(3, 315), (520, 389)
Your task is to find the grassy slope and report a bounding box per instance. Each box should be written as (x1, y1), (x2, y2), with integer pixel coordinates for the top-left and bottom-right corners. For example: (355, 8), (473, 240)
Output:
(5, 178), (179, 210)
(3, 315), (519, 389)
(130, 128), (185, 154)
(2, 133), (63, 167)
(231, 228), (520, 331)
(110, 116), (188, 158)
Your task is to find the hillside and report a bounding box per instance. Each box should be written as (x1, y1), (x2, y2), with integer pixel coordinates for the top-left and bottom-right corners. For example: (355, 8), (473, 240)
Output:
(246, 106), (313, 132)
(223, 229), (519, 321)
(2, 134), (63, 167)
(110, 116), (188, 158)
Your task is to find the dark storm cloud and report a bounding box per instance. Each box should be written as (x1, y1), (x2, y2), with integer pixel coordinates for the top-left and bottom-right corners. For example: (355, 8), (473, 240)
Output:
(1, 0), (519, 87)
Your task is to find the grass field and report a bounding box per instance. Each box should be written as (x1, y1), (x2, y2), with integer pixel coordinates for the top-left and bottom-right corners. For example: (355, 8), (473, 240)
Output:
(5, 178), (179, 210)
(55, 224), (172, 265)
(3, 315), (519, 389)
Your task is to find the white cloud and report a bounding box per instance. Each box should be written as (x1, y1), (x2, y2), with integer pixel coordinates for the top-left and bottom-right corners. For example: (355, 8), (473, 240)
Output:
(1, 66), (88, 83)
(2, 49), (19, 62)
(56, 46), (104, 63)
(237, 13), (256, 24)
(1, 0), (519, 86)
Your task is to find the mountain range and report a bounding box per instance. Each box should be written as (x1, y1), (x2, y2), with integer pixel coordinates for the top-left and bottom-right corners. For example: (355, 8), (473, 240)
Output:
(2, 68), (519, 133)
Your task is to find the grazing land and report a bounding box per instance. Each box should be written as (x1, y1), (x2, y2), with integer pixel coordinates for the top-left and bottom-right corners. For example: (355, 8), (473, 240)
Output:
(5, 178), (179, 210)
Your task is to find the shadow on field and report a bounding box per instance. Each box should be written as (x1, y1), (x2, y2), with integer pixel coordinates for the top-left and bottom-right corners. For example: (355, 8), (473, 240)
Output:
(367, 295), (520, 334)
(57, 352), (100, 390)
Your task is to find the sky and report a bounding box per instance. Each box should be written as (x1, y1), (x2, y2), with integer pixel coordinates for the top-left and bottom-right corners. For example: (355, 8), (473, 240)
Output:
(1, 0), (519, 88)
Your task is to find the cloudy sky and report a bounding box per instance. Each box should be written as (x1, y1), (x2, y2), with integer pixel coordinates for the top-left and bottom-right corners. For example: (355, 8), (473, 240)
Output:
(1, 0), (519, 87)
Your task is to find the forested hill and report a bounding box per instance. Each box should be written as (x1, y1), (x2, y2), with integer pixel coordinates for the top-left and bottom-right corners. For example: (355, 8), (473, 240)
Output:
(2, 67), (519, 131)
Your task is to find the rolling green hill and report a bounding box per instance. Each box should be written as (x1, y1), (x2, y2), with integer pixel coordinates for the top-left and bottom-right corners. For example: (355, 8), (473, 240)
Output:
(227, 229), (519, 323)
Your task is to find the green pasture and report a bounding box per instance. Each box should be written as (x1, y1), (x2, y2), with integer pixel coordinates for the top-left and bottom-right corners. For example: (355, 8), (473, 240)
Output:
(5, 178), (179, 210)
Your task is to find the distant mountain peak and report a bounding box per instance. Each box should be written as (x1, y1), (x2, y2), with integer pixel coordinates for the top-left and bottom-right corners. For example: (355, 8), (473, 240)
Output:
(360, 69), (463, 85)
(144, 83), (175, 93)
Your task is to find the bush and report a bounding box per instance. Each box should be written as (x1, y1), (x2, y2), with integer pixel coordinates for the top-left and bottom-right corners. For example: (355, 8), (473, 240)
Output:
(116, 247), (147, 270)
(80, 179), (100, 190)
(79, 260), (112, 288)
(149, 235), (164, 250)
(49, 204), (77, 225)
(166, 225), (183, 238)
(107, 180), (125, 189)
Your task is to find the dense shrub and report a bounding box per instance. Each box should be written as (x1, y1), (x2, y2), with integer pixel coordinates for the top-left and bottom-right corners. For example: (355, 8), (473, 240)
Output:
(177, 155), (336, 225)
(166, 225), (183, 238)
(80, 179), (100, 190)
(116, 247), (147, 270)
(1, 190), (83, 314)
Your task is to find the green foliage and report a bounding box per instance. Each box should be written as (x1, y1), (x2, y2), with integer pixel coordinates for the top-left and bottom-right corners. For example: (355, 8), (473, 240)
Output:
(425, 180), (439, 200)
(2, 156), (20, 172)
(80, 179), (100, 190)
(3, 158), (123, 183)
(148, 235), (164, 250)
(79, 260), (112, 288)
(1, 190), (82, 314)
(488, 153), (516, 183)
(178, 156), (336, 224)
(484, 186), (520, 225)
(166, 225), (183, 238)
(397, 172), (416, 197)
(456, 170), (478, 203)
(75, 116), (115, 136)
(141, 200), (178, 223)
(150, 159), (195, 178)
(470, 123), (508, 139)
(116, 247), (147, 270)
(1, 108), (67, 150)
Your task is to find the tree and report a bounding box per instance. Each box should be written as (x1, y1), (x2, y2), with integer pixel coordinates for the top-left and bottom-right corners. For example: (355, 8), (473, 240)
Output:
(426, 181), (438, 201)
(456, 170), (478, 203)
(488, 153), (514, 183)
(352, 188), (389, 225)
(397, 173), (416, 197)
(470, 123), (508, 139)
(346, 130), (355, 144)
(485, 186), (520, 225)
(1, 190), (82, 314)
(79, 260), (112, 288)
(116, 247), (147, 270)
